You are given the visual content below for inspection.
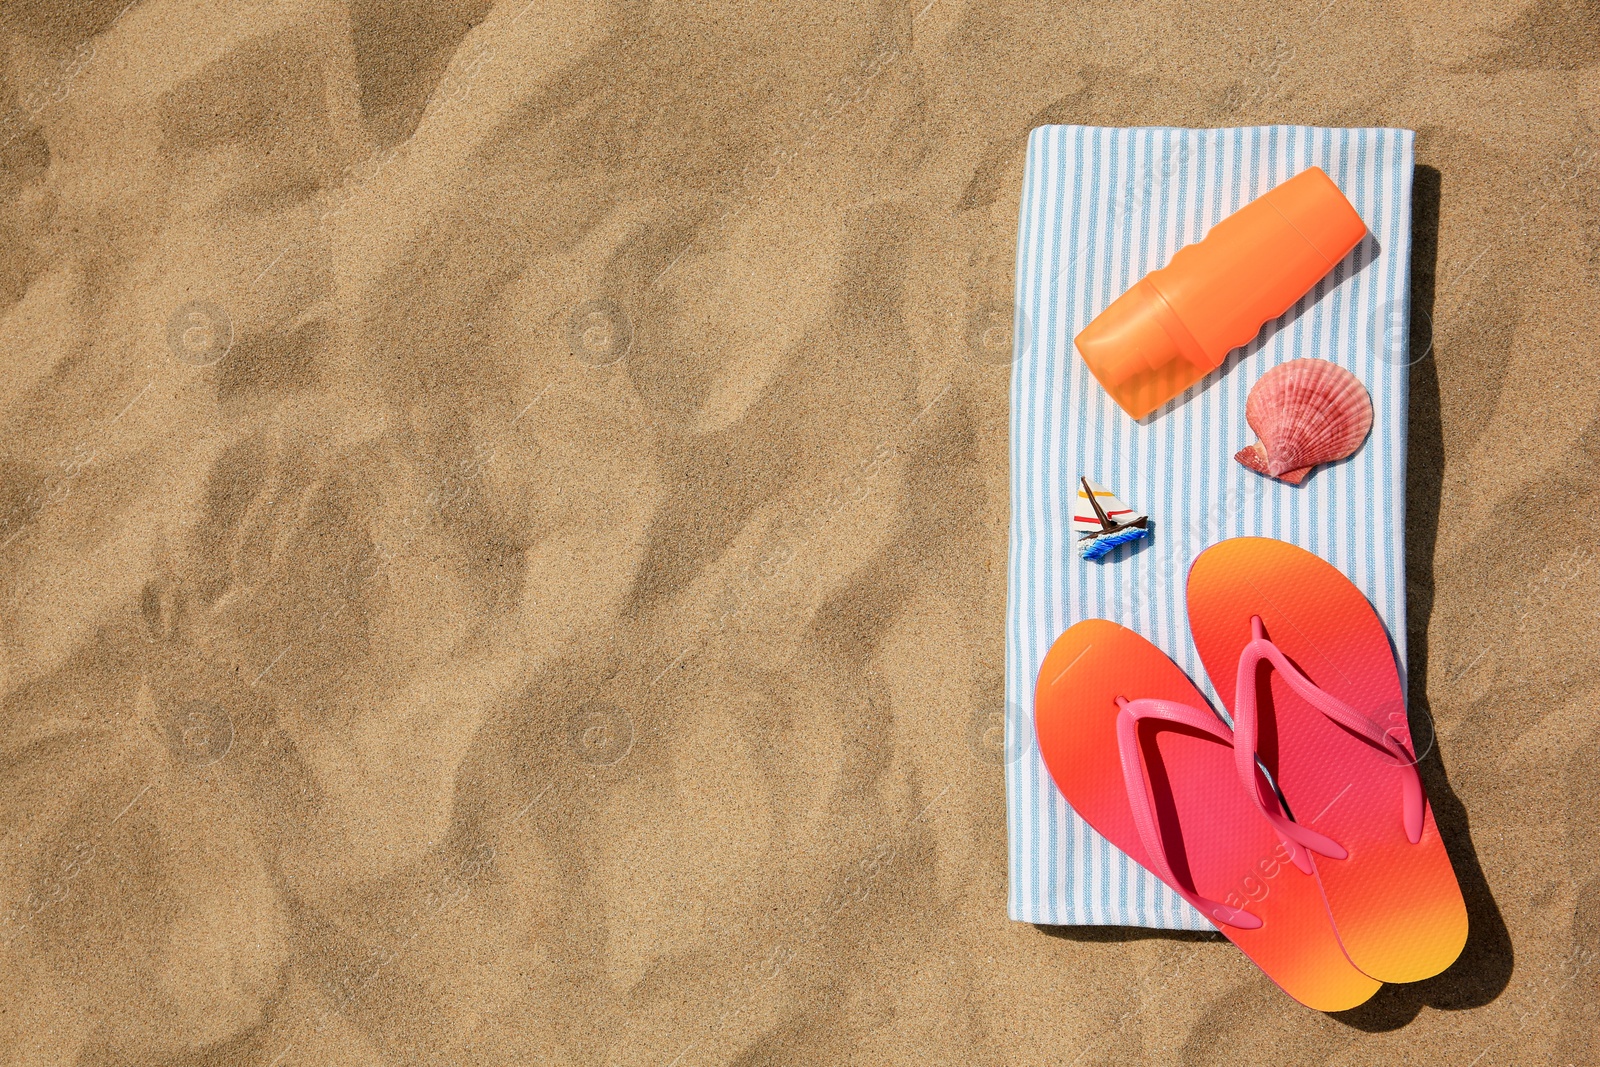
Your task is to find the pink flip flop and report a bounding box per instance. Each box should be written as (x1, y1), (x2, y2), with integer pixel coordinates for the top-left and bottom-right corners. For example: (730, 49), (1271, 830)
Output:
(1187, 537), (1468, 984)
(1034, 619), (1380, 1011)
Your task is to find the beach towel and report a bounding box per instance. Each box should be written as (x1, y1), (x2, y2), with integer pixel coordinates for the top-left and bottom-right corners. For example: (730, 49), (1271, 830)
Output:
(1006, 125), (1416, 928)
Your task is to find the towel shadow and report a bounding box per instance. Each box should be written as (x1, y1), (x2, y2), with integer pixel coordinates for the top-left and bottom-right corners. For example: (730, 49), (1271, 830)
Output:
(1036, 924), (1223, 943)
(1329, 163), (1513, 1032)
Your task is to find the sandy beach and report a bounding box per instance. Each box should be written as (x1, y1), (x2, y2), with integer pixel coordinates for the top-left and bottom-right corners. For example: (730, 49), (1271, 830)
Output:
(0, 0), (1595, 1063)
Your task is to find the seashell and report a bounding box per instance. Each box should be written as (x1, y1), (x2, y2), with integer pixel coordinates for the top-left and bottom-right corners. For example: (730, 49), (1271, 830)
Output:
(1234, 359), (1373, 485)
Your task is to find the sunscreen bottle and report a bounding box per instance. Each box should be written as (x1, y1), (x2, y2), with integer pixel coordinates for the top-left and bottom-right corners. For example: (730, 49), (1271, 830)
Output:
(1074, 166), (1367, 420)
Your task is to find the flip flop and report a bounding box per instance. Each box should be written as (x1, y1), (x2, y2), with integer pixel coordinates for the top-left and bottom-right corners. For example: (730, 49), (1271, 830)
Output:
(1034, 619), (1381, 1011)
(1186, 537), (1468, 984)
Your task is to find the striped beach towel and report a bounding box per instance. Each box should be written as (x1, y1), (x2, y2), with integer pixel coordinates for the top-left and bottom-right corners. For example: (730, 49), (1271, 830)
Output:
(1006, 126), (1415, 928)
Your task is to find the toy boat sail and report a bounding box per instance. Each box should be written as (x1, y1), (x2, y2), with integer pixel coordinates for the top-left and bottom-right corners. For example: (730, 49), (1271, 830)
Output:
(1073, 477), (1150, 560)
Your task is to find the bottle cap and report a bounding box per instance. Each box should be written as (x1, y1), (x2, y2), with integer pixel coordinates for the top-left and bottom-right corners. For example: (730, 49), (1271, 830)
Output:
(1075, 280), (1214, 419)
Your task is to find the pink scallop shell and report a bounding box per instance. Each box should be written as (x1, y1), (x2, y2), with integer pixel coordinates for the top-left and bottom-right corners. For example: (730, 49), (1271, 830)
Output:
(1234, 359), (1373, 485)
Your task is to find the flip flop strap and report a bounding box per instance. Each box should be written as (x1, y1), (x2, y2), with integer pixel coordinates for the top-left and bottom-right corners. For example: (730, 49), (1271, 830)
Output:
(1114, 697), (1263, 930)
(1233, 617), (1425, 847)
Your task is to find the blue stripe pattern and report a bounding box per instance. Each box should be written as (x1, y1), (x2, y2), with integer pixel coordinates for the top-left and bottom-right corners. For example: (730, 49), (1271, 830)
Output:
(1006, 126), (1415, 929)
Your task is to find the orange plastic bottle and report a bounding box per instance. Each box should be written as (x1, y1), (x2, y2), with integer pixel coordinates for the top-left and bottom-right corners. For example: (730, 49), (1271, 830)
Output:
(1074, 166), (1367, 420)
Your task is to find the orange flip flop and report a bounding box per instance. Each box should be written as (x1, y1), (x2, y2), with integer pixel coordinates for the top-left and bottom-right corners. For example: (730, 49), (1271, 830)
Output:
(1034, 619), (1380, 1011)
(1187, 537), (1468, 984)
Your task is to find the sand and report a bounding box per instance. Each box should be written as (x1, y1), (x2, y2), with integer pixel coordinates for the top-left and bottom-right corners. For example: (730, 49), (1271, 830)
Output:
(0, 0), (1594, 1063)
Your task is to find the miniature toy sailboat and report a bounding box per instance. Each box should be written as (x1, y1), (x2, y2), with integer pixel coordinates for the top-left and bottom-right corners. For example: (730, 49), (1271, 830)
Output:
(1073, 477), (1150, 560)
